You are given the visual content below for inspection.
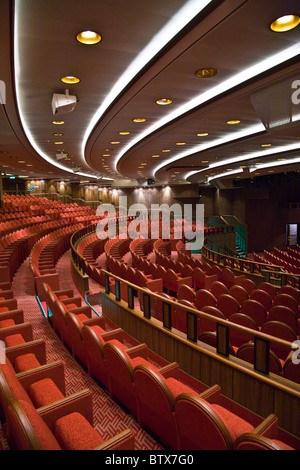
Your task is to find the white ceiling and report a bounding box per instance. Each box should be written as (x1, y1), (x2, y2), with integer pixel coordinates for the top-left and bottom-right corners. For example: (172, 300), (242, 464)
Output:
(0, 0), (299, 188)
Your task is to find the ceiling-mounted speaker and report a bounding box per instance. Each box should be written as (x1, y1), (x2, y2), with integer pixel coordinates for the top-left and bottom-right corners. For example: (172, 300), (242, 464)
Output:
(52, 89), (78, 115)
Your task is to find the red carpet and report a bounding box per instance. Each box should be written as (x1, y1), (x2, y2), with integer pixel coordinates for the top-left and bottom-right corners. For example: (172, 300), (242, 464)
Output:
(0, 251), (164, 450)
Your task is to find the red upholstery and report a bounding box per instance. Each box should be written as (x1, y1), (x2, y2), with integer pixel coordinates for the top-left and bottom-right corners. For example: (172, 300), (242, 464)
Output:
(211, 281), (228, 298)
(236, 343), (282, 375)
(250, 289), (273, 311)
(259, 282), (277, 300)
(174, 392), (254, 450)
(268, 305), (298, 335)
(54, 412), (103, 450)
(283, 351), (300, 384)
(229, 285), (248, 305)
(29, 378), (64, 408)
(240, 299), (267, 327)
(216, 294), (240, 319)
(199, 306), (226, 335)
(228, 313), (259, 349)
(5, 334), (25, 347)
(261, 321), (297, 361)
(273, 294), (298, 315)
(14, 353), (41, 373)
(195, 289), (216, 310)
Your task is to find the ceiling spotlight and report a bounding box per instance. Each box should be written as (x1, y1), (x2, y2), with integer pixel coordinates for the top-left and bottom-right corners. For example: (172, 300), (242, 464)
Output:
(227, 120), (241, 125)
(195, 68), (217, 78)
(133, 118), (147, 122)
(76, 30), (102, 45)
(52, 120), (65, 125)
(156, 98), (173, 105)
(61, 76), (81, 84)
(270, 15), (300, 32)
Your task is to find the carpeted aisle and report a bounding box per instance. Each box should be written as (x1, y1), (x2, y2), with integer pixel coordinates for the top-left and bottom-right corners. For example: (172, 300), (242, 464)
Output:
(0, 252), (164, 451)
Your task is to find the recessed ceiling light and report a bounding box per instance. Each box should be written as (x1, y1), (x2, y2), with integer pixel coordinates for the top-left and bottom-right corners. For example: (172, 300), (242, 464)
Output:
(227, 120), (241, 125)
(162, 149), (170, 153)
(26, 164), (33, 167)
(176, 142), (186, 145)
(110, 141), (120, 144)
(277, 158), (286, 161)
(270, 15), (300, 32)
(76, 30), (102, 45)
(261, 143), (272, 147)
(197, 133), (209, 136)
(195, 68), (217, 78)
(54, 141), (64, 145)
(133, 118), (147, 122)
(61, 76), (81, 84)
(53, 120), (65, 125)
(18, 160), (25, 163)
(156, 98), (173, 105)
(53, 132), (63, 136)
(119, 131), (130, 135)
(103, 154), (110, 157)
(152, 155), (160, 158)
(201, 160), (209, 163)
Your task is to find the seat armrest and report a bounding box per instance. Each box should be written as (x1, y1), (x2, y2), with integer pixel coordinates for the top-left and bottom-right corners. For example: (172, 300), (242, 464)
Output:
(6, 339), (47, 366)
(199, 384), (221, 401)
(38, 389), (94, 430)
(16, 360), (65, 395)
(60, 296), (82, 307)
(0, 309), (24, 324)
(69, 305), (92, 318)
(253, 414), (278, 437)
(94, 428), (135, 450)
(126, 343), (148, 359)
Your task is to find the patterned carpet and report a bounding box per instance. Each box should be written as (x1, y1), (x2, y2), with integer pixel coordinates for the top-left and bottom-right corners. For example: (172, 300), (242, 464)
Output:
(0, 252), (164, 451)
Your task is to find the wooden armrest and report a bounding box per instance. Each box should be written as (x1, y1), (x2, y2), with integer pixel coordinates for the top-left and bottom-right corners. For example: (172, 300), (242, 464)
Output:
(253, 414), (278, 437)
(61, 297), (82, 307)
(6, 339), (46, 366)
(0, 309), (24, 324)
(0, 299), (18, 309)
(38, 389), (93, 430)
(94, 428), (135, 450)
(158, 362), (180, 377)
(82, 317), (107, 327)
(199, 384), (221, 401)
(126, 343), (148, 358)
(16, 360), (65, 395)
(100, 328), (124, 342)
(0, 322), (33, 342)
(69, 306), (92, 318)
(53, 289), (74, 298)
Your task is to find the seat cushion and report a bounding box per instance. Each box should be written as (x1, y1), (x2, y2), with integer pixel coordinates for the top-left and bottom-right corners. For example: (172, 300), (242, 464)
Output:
(14, 353), (41, 373)
(0, 307), (9, 313)
(130, 356), (158, 370)
(54, 412), (103, 450)
(5, 334), (25, 347)
(211, 404), (254, 442)
(272, 439), (294, 450)
(0, 319), (15, 328)
(166, 377), (198, 398)
(29, 378), (65, 408)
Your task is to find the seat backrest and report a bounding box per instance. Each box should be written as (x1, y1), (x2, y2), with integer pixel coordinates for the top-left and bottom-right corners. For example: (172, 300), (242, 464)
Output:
(211, 281), (228, 299)
(199, 306), (226, 335)
(261, 321), (297, 360)
(177, 284), (196, 303)
(229, 285), (249, 305)
(273, 293), (298, 315)
(228, 313), (259, 348)
(234, 432), (294, 450)
(250, 289), (273, 311)
(259, 281), (277, 300)
(195, 289), (216, 310)
(6, 399), (61, 450)
(269, 305), (298, 334)
(174, 393), (234, 450)
(216, 294), (240, 318)
(234, 278), (256, 295)
(240, 299), (267, 327)
(283, 351), (300, 384)
(278, 285), (299, 303)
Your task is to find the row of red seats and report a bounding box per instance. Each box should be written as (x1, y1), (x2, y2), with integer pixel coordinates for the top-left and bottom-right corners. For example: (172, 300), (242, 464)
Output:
(0, 283), (133, 450)
(41, 284), (299, 450)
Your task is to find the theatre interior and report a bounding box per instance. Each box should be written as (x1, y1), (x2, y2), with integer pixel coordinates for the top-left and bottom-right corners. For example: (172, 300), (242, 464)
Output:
(0, 0), (300, 451)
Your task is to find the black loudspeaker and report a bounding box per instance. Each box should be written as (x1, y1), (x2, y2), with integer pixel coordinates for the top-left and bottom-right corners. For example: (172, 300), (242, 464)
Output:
(147, 178), (155, 185)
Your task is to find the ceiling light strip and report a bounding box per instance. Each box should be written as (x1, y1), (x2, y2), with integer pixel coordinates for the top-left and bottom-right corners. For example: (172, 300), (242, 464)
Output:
(81, 0), (213, 157)
(117, 42), (300, 174)
(208, 168), (243, 182)
(249, 155), (300, 172)
(14, 1), (97, 180)
(185, 141), (300, 180)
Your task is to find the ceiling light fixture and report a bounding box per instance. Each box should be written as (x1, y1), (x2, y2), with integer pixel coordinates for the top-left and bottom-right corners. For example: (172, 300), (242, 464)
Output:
(119, 131), (130, 135)
(52, 120), (65, 125)
(197, 133), (209, 136)
(156, 98), (173, 105)
(195, 68), (217, 78)
(133, 118), (147, 122)
(61, 76), (81, 84)
(227, 120), (241, 125)
(76, 30), (102, 45)
(270, 15), (300, 32)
